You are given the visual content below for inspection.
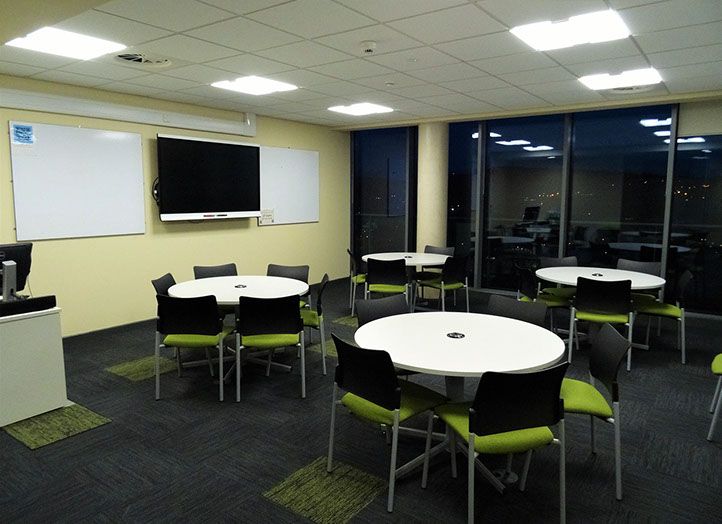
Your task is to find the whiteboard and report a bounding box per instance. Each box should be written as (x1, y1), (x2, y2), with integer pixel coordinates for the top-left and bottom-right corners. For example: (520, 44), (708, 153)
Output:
(259, 146), (319, 225)
(9, 122), (145, 240)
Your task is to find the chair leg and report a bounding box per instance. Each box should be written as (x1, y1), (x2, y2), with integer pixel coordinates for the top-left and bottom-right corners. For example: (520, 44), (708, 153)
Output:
(205, 347), (214, 377)
(218, 342), (224, 402)
(465, 286), (470, 313)
(708, 377), (722, 441)
(351, 280), (358, 316)
(450, 427), (458, 479)
(421, 412), (434, 488)
(645, 316), (651, 346)
(567, 310), (575, 362)
(626, 315), (635, 372)
(175, 346), (182, 377)
(613, 402), (622, 500)
(387, 412), (400, 512)
(349, 277), (354, 309)
(680, 311), (686, 364)
(235, 334), (242, 402)
(468, 435), (475, 524)
(266, 349), (274, 377)
(519, 449), (533, 492)
(559, 419), (566, 524)
(320, 319), (327, 376)
(300, 334), (306, 399)
(327, 385), (337, 472)
(154, 332), (161, 400)
(711, 376), (722, 413)
(364, 282), (369, 300)
(441, 283), (446, 312)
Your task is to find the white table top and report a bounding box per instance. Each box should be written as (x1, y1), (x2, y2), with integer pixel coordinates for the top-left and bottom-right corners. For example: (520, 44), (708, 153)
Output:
(362, 252), (449, 266)
(488, 235), (534, 244)
(608, 242), (690, 253)
(168, 275), (309, 306)
(354, 312), (565, 377)
(536, 266), (665, 290)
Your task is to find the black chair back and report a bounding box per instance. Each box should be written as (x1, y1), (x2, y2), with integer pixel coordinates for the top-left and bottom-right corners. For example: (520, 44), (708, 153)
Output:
(267, 263), (309, 283)
(356, 294), (409, 327)
(237, 295), (302, 336)
(539, 256), (577, 268)
(670, 269), (694, 305)
(515, 266), (538, 301)
(193, 263), (237, 279)
(347, 248), (366, 275)
(424, 245), (455, 256)
(151, 272), (176, 295)
(156, 294), (221, 336)
(616, 258), (661, 276)
(315, 273), (330, 317)
(470, 362), (569, 437)
(331, 334), (400, 411)
(441, 254), (469, 284)
(487, 294), (547, 327)
(366, 258), (407, 286)
(574, 277), (631, 315)
(589, 323), (631, 402)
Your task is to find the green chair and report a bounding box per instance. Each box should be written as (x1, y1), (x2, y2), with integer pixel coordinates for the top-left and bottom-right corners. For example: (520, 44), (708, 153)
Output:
(422, 362), (569, 524)
(708, 354), (722, 441)
(560, 323), (631, 500)
(538, 256), (578, 301)
(347, 248), (366, 315)
(236, 294), (305, 400)
(568, 277), (633, 369)
(154, 294), (234, 401)
(635, 270), (693, 364)
(300, 273), (330, 376)
(327, 334), (446, 513)
(415, 255), (470, 312)
(364, 258), (410, 304)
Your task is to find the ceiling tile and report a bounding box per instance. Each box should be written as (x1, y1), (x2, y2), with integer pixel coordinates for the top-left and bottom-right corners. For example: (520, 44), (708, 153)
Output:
(97, 0), (234, 32)
(522, 79), (606, 104)
(648, 44), (722, 68)
(392, 84), (456, 98)
(469, 86), (551, 110)
(470, 52), (557, 74)
(389, 99), (455, 117)
(598, 82), (670, 100)
(314, 24), (421, 56)
(31, 70), (109, 87)
(206, 54), (295, 76)
(545, 39), (641, 65)
(498, 66), (576, 86)
(257, 100), (319, 113)
(353, 72), (426, 90)
(55, 9), (171, 46)
(247, 0), (375, 38)
(290, 109), (350, 124)
(634, 21), (722, 54)
(153, 90), (212, 105)
(178, 84), (241, 98)
(564, 55), (651, 77)
(255, 41), (352, 68)
(163, 64), (232, 83)
(186, 17), (301, 52)
(434, 32), (529, 61)
(388, 4), (505, 44)
(0, 61), (44, 76)
(199, 0), (290, 15)
(309, 59), (394, 80)
(98, 81), (163, 96)
(123, 74), (200, 91)
(439, 76), (511, 92)
(418, 92), (502, 113)
(59, 59), (149, 81)
(664, 73), (722, 93)
(265, 88), (332, 102)
(0, 46), (76, 69)
(335, 0), (467, 22)
(136, 35), (238, 63)
(477, 0), (608, 27)
(659, 61), (722, 81)
(265, 69), (337, 87)
(409, 62), (487, 83)
(308, 80), (375, 96)
(607, 0), (665, 7)
(366, 47), (458, 71)
(620, 0), (722, 34)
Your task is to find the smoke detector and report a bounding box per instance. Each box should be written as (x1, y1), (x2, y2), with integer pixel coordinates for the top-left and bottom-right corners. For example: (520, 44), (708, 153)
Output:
(115, 52), (172, 68)
(361, 40), (377, 55)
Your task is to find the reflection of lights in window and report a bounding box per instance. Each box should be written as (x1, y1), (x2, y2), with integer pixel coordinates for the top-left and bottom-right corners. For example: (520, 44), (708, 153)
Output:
(664, 137), (706, 144)
(640, 118), (671, 127)
(472, 132), (502, 139)
(654, 130), (670, 137)
(489, 132), (501, 138)
(702, 149), (712, 153)
(523, 145), (553, 151)
(496, 140), (531, 146)
(547, 156), (556, 159)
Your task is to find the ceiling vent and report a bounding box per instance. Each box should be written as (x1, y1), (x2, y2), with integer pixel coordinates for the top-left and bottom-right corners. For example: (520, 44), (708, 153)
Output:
(606, 84), (656, 94)
(115, 53), (172, 68)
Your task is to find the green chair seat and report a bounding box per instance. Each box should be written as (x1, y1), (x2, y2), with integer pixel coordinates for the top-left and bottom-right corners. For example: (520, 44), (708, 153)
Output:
(352, 274), (366, 284)
(712, 354), (722, 375)
(537, 293), (573, 308)
(576, 310), (629, 324)
(541, 287), (576, 299)
(242, 333), (300, 349)
(164, 326), (234, 348)
(417, 278), (464, 291)
(341, 380), (446, 426)
(631, 293), (658, 310)
(436, 402), (554, 454)
(560, 378), (613, 418)
(368, 283), (407, 294)
(635, 301), (682, 319)
(300, 308), (321, 328)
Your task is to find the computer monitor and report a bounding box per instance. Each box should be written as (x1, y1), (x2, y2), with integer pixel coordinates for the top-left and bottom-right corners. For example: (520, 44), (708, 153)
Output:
(0, 242), (32, 294)
(522, 205), (541, 222)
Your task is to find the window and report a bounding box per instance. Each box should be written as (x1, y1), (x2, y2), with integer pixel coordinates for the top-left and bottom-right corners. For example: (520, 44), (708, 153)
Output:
(447, 121), (479, 261)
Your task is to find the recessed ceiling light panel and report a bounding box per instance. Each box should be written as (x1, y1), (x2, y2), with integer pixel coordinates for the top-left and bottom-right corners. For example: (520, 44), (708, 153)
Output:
(5, 26), (126, 60)
(212, 75), (297, 95)
(579, 68), (662, 90)
(510, 9), (630, 51)
(327, 103), (393, 116)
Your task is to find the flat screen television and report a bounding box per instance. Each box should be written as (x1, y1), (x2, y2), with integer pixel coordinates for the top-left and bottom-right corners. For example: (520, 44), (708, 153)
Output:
(156, 134), (261, 221)
(0, 242), (32, 293)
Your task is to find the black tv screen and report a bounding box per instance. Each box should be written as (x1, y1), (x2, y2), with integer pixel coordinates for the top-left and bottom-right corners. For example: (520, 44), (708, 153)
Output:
(157, 134), (261, 221)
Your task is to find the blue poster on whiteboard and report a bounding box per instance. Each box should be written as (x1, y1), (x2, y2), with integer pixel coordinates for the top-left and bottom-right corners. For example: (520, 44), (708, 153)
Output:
(11, 124), (35, 145)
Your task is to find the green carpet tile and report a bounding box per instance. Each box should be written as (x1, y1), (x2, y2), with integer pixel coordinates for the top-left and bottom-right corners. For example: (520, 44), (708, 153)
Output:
(307, 338), (337, 358)
(332, 315), (358, 328)
(264, 456), (385, 524)
(106, 355), (176, 381)
(3, 404), (110, 450)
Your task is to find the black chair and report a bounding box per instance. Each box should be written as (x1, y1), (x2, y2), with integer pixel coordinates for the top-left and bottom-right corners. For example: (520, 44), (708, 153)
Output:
(422, 362), (569, 523)
(155, 294), (233, 401)
(560, 323), (631, 500)
(301, 274), (330, 375)
(193, 263), (237, 279)
(538, 256), (578, 300)
(267, 263), (310, 307)
(616, 258), (662, 309)
(569, 277), (633, 369)
(515, 266), (571, 332)
(327, 335), (446, 513)
(355, 294), (409, 328)
(487, 294), (547, 327)
(347, 248), (366, 315)
(415, 255), (470, 312)
(416, 245), (455, 282)
(236, 294), (305, 400)
(364, 258), (409, 305)
(151, 272), (176, 295)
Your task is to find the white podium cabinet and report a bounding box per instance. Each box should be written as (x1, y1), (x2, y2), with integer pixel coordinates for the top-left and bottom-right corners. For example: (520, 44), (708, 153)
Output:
(0, 307), (68, 426)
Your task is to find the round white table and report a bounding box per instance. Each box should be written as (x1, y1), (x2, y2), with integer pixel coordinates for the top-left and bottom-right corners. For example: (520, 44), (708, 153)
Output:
(608, 242), (690, 253)
(354, 311), (565, 400)
(362, 252), (449, 266)
(168, 275), (309, 305)
(536, 266), (665, 291)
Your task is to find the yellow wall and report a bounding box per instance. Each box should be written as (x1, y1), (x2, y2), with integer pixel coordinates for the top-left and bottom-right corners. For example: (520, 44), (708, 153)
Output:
(0, 77), (350, 336)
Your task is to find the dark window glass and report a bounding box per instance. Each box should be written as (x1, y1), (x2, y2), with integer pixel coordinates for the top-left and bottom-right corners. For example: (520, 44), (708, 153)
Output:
(447, 121), (479, 263)
(568, 106), (671, 268)
(671, 134), (722, 313)
(352, 127), (417, 255)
